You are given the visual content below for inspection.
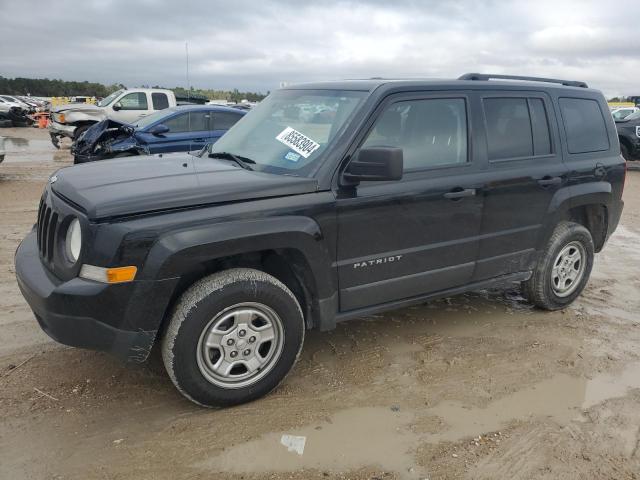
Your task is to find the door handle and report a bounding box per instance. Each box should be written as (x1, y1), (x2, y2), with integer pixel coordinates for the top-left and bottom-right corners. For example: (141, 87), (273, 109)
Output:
(443, 188), (476, 200)
(193, 138), (206, 142)
(537, 176), (562, 187)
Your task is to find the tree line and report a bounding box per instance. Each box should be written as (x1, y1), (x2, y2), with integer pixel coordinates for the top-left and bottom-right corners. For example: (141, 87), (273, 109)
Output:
(0, 76), (267, 102)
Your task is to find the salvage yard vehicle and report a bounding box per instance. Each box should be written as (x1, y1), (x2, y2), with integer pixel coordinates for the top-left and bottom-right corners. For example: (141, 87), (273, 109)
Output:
(615, 109), (640, 160)
(611, 106), (638, 121)
(15, 74), (625, 407)
(0, 98), (32, 127)
(48, 88), (177, 147)
(71, 105), (245, 163)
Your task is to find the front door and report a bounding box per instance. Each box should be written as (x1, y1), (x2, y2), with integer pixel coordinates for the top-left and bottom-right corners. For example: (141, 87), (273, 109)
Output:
(112, 92), (150, 123)
(336, 93), (485, 311)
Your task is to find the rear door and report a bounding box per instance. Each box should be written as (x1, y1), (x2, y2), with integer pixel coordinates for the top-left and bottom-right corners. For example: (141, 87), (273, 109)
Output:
(335, 92), (486, 312)
(472, 91), (566, 280)
(187, 110), (213, 151)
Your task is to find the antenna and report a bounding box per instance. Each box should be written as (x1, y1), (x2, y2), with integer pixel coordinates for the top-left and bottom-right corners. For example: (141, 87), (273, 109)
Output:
(185, 41), (190, 101)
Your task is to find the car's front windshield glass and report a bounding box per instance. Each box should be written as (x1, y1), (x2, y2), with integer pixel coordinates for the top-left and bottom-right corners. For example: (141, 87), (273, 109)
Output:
(208, 89), (367, 176)
(98, 90), (123, 107)
(135, 109), (175, 129)
(623, 110), (640, 121)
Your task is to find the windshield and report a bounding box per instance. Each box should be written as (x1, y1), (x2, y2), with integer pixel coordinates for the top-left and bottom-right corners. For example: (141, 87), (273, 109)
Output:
(134, 109), (175, 129)
(98, 90), (123, 107)
(208, 89), (367, 176)
(612, 109), (634, 120)
(623, 110), (640, 121)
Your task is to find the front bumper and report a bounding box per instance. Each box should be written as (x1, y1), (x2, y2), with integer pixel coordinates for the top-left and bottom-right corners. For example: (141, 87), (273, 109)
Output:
(48, 121), (76, 148)
(15, 229), (177, 362)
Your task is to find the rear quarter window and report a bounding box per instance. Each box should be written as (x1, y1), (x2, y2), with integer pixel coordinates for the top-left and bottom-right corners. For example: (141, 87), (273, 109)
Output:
(559, 98), (609, 154)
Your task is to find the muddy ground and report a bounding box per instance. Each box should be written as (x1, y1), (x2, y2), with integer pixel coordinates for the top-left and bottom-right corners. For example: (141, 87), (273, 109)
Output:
(1, 127), (639, 480)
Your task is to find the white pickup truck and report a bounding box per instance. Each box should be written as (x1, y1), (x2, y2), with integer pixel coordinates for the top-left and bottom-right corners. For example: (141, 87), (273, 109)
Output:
(48, 88), (177, 147)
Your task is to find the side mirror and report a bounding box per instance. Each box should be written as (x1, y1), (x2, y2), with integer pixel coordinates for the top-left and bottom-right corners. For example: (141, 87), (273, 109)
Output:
(112, 102), (122, 111)
(343, 147), (403, 183)
(148, 124), (170, 135)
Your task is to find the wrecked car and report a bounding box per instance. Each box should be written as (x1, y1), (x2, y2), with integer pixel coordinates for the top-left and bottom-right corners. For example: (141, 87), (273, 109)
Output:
(48, 88), (177, 148)
(71, 105), (245, 163)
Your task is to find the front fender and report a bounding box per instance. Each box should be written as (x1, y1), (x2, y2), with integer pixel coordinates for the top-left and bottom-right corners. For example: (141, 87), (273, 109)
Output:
(142, 215), (336, 300)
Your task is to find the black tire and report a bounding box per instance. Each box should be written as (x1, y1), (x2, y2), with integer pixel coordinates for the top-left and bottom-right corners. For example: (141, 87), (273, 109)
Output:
(161, 268), (305, 407)
(621, 144), (632, 161)
(72, 125), (90, 141)
(522, 221), (594, 310)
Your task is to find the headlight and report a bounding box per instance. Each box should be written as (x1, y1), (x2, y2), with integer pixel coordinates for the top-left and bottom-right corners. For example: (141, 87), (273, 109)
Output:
(65, 218), (82, 263)
(56, 113), (65, 123)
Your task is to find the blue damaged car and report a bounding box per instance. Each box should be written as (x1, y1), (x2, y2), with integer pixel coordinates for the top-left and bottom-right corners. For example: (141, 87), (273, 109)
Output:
(71, 104), (245, 164)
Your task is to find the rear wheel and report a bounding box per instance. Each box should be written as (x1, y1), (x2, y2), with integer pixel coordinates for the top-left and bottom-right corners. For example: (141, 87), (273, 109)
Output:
(161, 268), (305, 407)
(621, 143), (632, 161)
(523, 221), (594, 310)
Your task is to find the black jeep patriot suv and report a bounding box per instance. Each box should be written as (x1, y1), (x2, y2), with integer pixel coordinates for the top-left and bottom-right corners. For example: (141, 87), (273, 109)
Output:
(15, 74), (625, 407)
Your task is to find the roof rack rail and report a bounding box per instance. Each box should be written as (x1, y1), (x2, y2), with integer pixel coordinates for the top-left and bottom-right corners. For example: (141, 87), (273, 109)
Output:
(458, 73), (588, 88)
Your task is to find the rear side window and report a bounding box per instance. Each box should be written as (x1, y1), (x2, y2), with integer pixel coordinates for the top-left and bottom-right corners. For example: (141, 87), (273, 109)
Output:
(529, 98), (551, 156)
(213, 112), (242, 130)
(559, 98), (609, 154)
(483, 97), (553, 160)
(152, 93), (169, 110)
(188, 111), (210, 131)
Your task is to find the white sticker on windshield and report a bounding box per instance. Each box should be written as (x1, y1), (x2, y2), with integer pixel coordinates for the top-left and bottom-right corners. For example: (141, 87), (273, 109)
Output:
(276, 127), (320, 158)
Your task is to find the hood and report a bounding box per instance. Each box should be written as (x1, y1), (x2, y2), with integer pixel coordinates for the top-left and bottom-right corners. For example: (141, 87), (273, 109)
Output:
(52, 103), (104, 114)
(51, 154), (318, 220)
(72, 119), (135, 156)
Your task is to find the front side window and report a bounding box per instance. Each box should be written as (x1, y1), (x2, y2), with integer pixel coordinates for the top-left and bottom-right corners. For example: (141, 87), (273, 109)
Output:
(118, 92), (148, 110)
(362, 98), (468, 170)
(560, 98), (609, 154)
(209, 89), (366, 175)
(162, 112), (190, 133)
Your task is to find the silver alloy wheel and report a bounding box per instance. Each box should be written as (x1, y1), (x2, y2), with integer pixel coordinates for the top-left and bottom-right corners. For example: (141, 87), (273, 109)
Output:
(196, 302), (285, 389)
(551, 241), (586, 298)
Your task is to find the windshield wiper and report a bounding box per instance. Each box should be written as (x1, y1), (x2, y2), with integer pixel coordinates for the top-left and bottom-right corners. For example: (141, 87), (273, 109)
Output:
(208, 151), (256, 171)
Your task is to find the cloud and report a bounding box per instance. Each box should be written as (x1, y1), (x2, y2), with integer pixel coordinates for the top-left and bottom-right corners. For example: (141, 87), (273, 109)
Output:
(0, 0), (638, 97)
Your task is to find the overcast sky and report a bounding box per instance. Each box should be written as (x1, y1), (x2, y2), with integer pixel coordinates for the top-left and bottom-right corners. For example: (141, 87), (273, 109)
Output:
(1, 0), (639, 97)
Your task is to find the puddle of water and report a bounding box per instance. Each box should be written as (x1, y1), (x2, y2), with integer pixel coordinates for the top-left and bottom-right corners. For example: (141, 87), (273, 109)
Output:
(583, 361), (640, 409)
(0, 135), (71, 163)
(428, 361), (640, 443)
(201, 363), (640, 477)
(427, 374), (586, 442)
(198, 406), (423, 478)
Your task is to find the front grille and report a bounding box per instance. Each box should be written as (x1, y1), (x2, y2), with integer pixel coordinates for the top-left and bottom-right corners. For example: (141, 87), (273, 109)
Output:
(36, 193), (60, 263)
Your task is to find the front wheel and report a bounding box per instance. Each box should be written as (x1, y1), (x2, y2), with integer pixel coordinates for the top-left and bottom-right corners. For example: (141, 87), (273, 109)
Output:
(161, 268), (305, 407)
(523, 221), (594, 310)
